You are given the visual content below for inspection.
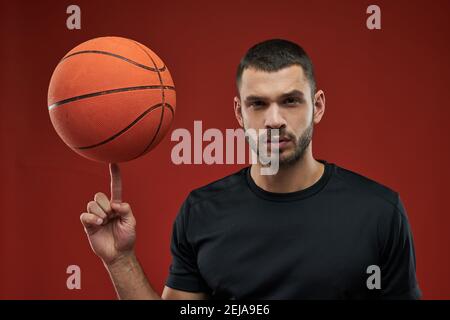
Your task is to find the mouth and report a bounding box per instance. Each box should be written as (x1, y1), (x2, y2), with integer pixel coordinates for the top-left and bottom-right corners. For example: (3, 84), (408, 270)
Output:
(266, 136), (291, 143)
(265, 136), (292, 149)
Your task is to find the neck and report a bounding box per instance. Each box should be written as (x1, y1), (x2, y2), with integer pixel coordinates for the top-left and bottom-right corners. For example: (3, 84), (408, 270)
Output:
(250, 148), (325, 194)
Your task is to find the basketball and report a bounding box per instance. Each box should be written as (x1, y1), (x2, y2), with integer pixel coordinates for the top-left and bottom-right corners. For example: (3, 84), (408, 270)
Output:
(47, 36), (176, 163)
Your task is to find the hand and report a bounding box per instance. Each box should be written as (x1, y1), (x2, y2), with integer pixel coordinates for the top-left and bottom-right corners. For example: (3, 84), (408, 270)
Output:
(80, 192), (137, 265)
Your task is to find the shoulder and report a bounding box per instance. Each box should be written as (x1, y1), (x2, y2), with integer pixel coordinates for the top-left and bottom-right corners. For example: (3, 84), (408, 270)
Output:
(331, 163), (402, 212)
(330, 163), (412, 250)
(185, 166), (248, 208)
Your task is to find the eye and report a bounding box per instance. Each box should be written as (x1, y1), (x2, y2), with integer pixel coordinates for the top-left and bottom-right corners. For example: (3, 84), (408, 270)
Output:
(250, 100), (266, 108)
(284, 97), (301, 105)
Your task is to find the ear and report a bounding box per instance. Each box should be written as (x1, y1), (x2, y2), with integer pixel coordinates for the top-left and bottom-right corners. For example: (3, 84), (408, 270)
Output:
(313, 90), (325, 125)
(234, 96), (244, 128)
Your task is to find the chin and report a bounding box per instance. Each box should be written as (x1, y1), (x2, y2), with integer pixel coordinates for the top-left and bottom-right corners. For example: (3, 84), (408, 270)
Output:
(272, 151), (291, 163)
(280, 149), (303, 165)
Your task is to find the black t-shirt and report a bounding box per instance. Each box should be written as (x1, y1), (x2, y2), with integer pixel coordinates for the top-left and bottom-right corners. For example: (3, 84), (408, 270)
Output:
(165, 160), (421, 299)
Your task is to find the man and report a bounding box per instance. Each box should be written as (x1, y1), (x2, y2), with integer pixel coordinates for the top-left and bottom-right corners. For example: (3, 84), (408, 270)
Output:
(80, 39), (421, 299)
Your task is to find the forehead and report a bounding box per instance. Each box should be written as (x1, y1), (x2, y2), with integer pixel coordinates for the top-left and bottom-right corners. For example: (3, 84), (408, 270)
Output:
(239, 65), (309, 99)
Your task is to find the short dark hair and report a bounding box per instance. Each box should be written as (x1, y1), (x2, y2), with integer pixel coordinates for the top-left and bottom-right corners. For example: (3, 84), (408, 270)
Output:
(236, 39), (316, 100)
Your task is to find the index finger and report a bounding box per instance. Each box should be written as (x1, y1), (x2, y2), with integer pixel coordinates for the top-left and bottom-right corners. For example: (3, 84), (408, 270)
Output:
(109, 163), (122, 204)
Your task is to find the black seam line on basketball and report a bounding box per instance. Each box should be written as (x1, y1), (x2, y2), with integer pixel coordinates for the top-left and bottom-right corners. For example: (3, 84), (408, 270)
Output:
(48, 85), (175, 110)
(135, 43), (166, 156)
(73, 103), (174, 150)
(62, 50), (167, 72)
(130, 40), (167, 160)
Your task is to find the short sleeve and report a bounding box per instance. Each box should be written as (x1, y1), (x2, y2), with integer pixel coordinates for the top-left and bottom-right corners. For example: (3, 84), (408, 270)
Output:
(165, 197), (210, 293)
(378, 194), (422, 299)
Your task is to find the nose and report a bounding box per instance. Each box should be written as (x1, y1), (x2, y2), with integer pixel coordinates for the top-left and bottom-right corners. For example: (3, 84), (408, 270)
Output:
(264, 103), (286, 130)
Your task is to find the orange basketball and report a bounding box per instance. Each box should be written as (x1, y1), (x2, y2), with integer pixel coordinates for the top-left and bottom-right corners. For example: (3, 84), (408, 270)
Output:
(47, 36), (176, 163)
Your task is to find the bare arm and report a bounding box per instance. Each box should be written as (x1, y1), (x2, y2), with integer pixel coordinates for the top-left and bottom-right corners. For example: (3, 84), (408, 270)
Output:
(104, 252), (160, 300)
(105, 252), (208, 300)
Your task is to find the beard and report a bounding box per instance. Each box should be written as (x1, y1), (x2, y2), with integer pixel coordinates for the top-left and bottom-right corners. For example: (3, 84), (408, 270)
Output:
(279, 119), (313, 166)
(244, 117), (314, 167)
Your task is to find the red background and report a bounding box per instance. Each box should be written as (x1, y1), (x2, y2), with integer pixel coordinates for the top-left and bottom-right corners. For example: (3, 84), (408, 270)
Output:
(0, 0), (449, 299)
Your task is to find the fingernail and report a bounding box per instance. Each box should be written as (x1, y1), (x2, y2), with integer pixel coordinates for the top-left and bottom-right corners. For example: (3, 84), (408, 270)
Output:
(96, 218), (103, 225)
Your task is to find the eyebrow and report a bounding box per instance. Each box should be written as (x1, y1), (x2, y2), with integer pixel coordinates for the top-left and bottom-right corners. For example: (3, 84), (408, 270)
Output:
(244, 89), (305, 103)
(280, 89), (305, 99)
